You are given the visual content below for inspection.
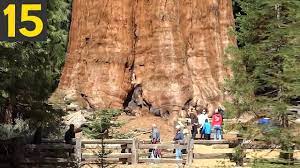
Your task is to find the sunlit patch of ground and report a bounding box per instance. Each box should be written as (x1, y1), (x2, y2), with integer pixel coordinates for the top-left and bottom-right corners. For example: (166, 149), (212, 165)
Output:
(114, 113), (174, 141)
(82, 113), (300, 168)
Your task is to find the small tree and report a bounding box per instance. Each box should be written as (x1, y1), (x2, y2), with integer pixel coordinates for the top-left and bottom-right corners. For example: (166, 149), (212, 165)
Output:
(232, 144), (246, 166)
(0, 119), (31, 140)
(83, 109), (122, 167)
(83, 109), (121, 138)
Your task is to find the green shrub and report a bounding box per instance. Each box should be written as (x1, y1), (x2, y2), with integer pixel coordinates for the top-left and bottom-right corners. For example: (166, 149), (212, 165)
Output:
(232, 145), (246, 166)
(112, 131), (134, 139)
(252, 162), (298, 168)
(83, 109), (122, 138)
(0, 119), (32, 140)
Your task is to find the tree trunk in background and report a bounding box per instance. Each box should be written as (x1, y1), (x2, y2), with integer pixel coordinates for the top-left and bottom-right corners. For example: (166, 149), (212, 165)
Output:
(53, 0), (236, 117)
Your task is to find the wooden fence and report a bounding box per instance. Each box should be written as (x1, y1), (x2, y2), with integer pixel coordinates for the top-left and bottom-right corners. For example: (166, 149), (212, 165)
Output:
(79, 136), (194, 166)
(0, 137), (193, 167)
(0, 138), (77, 168)
(1, 137), (299, 167)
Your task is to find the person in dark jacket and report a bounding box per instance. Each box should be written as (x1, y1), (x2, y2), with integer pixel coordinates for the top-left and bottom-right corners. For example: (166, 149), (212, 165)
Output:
(174, 125), (184, 159)
(189, 113), (198, 139)
(218, 107), (225, 118)
(32, 126), (42, 144)
(64, 124), (75, 144)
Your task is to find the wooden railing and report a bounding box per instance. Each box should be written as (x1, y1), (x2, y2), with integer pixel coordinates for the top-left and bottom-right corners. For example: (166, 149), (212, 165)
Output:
(80, 138), (134, 165)
(79, 136), (194, 166)
(1, 137), (299, 167)
(0, 138), (77, 167)
(0, 137), (246, 168)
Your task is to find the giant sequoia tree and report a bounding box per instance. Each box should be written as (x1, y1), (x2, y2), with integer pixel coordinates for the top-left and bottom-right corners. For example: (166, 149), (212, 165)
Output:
(0, 0), (71, 124)
(53, 0), (236, 118)
(227, 0), (300, 150)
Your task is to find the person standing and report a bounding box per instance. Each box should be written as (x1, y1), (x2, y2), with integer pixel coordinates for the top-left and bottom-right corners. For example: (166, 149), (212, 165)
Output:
(218, 107), (225, 139)
(212, 109), (223, 140)
(174, 125), (184, 159)
(32, 124), (42, 144)
(150, 124), (161, 158)
(64, 124), (75, 144)
(202, 119), (211, 140)
(197, 109), (208, 139)
(151, 124), (160, 143)
(190, 113), (198, 139)
(218, 107), (225, 118)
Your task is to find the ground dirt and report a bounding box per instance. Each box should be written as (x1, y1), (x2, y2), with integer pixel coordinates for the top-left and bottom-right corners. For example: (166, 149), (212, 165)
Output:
(113, 113), (238, 141)
(82, 113), (300, 168)
(113, 113), (175, 141)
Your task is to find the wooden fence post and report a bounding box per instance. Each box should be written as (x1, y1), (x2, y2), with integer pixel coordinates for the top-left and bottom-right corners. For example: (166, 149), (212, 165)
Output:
(75, 138), (82, 167)
(131, 138), (139, 164)
(186, 135), (194, 165)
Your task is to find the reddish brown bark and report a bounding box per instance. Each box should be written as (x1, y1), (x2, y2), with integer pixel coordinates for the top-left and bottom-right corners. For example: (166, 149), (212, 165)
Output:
(54, 0), (236, 117)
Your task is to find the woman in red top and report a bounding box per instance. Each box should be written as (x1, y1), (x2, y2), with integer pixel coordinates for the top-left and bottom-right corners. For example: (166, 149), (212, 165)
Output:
(212, 109), (223, 140)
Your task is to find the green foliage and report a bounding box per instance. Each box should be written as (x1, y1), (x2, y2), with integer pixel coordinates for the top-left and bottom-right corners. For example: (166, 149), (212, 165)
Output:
(83, 109), (122, 168)
(232, 145), (246, 166)
(226, 0), (300, 154)
(252, 161), (299, 168)
(112, 131), (134, 139)
(0, 119), (31, 140)
(83, 109), (122, 139)
(0, 0), (71, 125)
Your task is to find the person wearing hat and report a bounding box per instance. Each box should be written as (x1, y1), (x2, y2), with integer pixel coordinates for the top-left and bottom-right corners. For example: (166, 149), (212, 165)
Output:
(173, 125), (184, 159)
(212, 109), (223, 140)
(197, 109), (208, 139)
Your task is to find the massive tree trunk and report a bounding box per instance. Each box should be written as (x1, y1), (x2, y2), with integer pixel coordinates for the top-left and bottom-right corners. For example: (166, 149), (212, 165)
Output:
(53, 0), (235, 117)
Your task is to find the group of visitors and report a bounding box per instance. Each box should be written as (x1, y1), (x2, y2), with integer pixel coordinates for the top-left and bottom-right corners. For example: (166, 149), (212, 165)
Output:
(149, 123), (185, 159)
(61, 107), (224, 161)
(148, 107), (224, 160)
(190, 108), (224, 140)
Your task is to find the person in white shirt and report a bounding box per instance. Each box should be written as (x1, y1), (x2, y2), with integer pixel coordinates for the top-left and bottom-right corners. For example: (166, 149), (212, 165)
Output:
(197, 109), (208, 139)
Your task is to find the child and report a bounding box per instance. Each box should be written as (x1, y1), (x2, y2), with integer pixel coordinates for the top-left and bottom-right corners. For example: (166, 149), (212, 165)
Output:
(202, 119), (211, 140)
